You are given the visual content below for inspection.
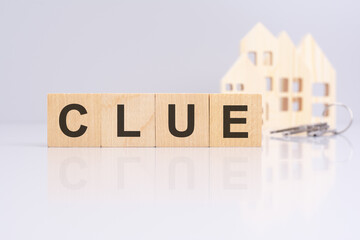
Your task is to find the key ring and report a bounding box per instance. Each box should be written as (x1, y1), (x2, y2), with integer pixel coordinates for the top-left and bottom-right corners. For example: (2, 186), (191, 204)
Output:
(322, 103), (353, 135)
(270, 102), (353, 137)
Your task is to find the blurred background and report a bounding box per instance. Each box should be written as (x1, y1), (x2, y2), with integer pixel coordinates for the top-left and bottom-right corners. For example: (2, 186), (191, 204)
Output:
(0, 0), (359, 124)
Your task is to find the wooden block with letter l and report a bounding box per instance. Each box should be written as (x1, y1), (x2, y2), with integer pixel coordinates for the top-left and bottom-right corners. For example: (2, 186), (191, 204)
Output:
(47, 94), (101, 147)
(101, 93), (155, 147)
(155, 94), (209, 147)
(210, 94), (262, 147)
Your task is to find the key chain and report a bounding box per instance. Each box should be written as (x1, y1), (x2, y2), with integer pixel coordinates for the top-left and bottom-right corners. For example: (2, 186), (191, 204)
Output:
(270, 103), (353, 137)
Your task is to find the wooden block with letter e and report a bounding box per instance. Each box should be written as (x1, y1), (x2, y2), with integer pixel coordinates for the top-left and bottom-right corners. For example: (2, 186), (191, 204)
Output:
(210, 94), (262, 147)
(47, 94), (101, 147)
(101, 93), (155, 147)
(155, 94), (209, 147)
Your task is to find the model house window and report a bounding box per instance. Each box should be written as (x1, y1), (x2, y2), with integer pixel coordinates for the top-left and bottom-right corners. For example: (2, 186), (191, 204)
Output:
(312, 103), (329, 117)
(236, 83), (244, 91)
(293, 78), (303, 92)
(226, 83), (233, 91)
(266, 77), (273, 91)
(312, 83), (329, 96)
(280, 78), (289, 92)
(248, 52), (257, 65)
(292, 97), (302, 111)
(263, 51), (273, 66)
(280, 97), (288, 111)
(266, 103), (269, 121)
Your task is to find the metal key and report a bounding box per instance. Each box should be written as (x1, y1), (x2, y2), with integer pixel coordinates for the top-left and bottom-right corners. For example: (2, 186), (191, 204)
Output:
(270, 122), (329, 137)
(270, 103), (353, 138)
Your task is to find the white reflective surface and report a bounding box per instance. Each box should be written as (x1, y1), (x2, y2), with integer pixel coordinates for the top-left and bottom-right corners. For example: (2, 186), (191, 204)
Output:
(0, 124), (359, 239)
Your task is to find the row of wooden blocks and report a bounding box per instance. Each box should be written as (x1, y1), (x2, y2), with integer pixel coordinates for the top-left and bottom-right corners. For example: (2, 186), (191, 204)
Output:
(48, 93), (262, 147)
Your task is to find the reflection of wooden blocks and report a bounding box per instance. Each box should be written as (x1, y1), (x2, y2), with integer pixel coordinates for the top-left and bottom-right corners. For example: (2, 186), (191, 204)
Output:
(210, 94), (262, 147)
(209, 148), (262, 201)
(155, 94), (209, 147)
(101, 94), (155, 147)
(47, 94), (101, 147)
(155, 148), (209, 200)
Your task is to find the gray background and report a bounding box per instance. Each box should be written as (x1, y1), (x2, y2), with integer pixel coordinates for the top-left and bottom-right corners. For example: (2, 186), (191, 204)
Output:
(1, 0), (359, 124)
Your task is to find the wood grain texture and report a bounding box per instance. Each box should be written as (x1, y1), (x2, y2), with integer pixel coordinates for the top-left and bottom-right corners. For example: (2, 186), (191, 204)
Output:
(155, 94), (209, 147)
(298, 34), (336, 128)
(210, 94), (262, 147)
(101, 94), (155, 147)
(47, 94), (101, 147)
(221, 23), (336, 131)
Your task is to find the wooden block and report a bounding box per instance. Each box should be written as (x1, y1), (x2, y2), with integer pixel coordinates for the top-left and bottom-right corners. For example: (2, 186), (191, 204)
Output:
(101, 94), (155, 147)
(210, 94), (262, 147)
(155, 94), (209, 147)
(47, 94), (101, 147)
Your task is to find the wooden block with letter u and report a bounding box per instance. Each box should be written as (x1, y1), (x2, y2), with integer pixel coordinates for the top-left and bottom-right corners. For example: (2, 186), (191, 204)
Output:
(155, 94), (209, 147)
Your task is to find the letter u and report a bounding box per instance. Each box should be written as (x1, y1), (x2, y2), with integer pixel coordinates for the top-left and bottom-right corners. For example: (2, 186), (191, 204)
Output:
(168, 104), (195, 137)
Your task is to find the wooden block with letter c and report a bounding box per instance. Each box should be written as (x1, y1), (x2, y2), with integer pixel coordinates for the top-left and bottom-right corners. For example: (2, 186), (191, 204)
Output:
(47, 93), (101, 147)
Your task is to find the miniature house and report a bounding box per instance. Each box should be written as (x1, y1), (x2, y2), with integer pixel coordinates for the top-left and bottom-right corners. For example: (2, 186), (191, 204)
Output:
(221, 23), (336, 130)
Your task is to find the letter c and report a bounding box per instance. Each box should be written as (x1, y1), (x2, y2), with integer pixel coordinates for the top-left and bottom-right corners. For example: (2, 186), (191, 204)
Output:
(59, 104), (88, 137)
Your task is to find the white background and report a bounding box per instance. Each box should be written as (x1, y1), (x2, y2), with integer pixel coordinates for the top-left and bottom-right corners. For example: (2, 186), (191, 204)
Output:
(0, 0), (359, 123)
(1, 124), (359, 239)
